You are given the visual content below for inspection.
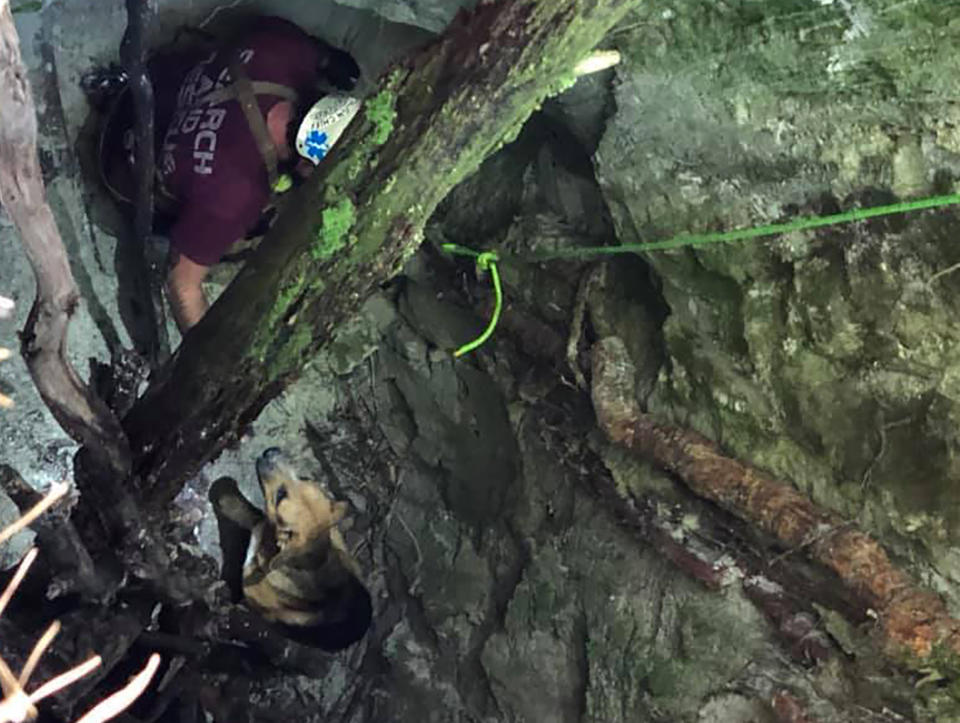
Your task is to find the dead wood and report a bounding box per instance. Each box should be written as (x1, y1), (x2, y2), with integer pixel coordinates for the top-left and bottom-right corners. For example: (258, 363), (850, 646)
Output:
(70, 448), (213, 607)
(0, 604), (150, 721)
(47, 604), (151, 719)
(590, 335), (960, 664)
(526, 392), (847, 670)
(0, 465), (115, 601)
(0, 1), (131, 478)
(119, 0), (168, 365)
(0, 0), (211, 611)
(770, 690), (815, 723)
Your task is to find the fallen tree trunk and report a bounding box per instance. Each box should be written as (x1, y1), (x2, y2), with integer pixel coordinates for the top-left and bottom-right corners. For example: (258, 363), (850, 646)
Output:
(590, 335), (960, 665)
(122, 0), (638, 508)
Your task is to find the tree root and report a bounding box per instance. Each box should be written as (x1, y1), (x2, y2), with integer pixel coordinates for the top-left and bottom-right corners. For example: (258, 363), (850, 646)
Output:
(590, 336), (960, 664)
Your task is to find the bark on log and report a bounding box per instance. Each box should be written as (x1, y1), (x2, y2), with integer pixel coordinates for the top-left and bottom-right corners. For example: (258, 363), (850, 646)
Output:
(0, 1), (131, 477)
(590, 335), (960, 664)
(122, 0), (638, 508)
(119, 0), (168, 365)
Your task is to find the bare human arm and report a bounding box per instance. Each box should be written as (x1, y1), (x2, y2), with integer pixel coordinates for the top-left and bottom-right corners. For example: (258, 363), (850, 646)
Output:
(166, 249), (210, 332)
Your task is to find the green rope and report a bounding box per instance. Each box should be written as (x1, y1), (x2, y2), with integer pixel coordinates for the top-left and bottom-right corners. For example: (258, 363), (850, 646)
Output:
(448, 193), (960, 262)
(441, 243), (486, 260)
(452, 251), (502, 358)
(442, 193), (960, 355)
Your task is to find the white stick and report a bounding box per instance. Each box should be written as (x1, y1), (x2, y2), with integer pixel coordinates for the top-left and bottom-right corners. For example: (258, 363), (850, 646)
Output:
(574, 49), (621, 77)
(73, 654), (161, 723)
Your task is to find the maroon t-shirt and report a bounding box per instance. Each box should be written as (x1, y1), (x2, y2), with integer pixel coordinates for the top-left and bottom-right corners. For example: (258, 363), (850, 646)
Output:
(153, 18), (320, 266)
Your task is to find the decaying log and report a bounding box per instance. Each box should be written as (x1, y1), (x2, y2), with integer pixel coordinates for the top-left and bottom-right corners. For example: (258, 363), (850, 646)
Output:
(590, 336), (960, 663)
(584, 456), (840, 663)
(119, 0), (168, 365)
(742, 576), (833, 665)
(581, 464), (736, 591)
(122, 0), (638, 509)
(532, 394), (846, 668)
(770, 690), (814, 723)
(0, 0), (131, 477)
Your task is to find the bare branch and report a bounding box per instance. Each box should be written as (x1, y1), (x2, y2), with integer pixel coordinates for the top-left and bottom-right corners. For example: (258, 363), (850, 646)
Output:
(0, 2), (130, 476)
(19, 621), (61, 688)
(0, 486), (155, 723)
(119, 0), (168, 364)
(0, 480), (68, 547)
(27, 656), (101, 705)
(0, 466), (108, 600)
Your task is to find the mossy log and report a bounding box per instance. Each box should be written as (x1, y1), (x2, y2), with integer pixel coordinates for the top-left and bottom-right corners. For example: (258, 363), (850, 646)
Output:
(122, 0), (638, 507)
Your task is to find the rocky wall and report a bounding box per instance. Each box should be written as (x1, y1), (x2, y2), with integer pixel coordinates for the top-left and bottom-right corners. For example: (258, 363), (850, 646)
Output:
(6, 0), (960, 720)
(595, 0), (960, 621)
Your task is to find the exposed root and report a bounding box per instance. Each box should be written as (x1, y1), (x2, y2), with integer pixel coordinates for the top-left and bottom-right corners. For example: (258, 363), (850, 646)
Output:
(590, 335), (960, 664)
(566, 264), (603, 390)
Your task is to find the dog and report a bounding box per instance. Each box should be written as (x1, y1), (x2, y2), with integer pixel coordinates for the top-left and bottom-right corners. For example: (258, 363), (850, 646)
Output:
(209, 447), (371, 651)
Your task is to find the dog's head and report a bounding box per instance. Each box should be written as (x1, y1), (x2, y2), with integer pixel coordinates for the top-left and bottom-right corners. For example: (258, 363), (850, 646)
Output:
(255, 447), (347, 551)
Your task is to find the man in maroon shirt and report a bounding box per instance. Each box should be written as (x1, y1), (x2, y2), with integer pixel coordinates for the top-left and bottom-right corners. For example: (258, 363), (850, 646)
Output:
(101, 16), (361, 332)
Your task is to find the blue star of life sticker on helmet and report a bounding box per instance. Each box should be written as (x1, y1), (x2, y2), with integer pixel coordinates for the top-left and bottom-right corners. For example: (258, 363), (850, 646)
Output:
(305, 129), (330, 161)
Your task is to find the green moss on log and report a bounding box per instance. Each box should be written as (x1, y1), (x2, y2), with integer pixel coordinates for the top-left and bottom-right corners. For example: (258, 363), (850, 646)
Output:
(127, 0), (638, 507)
(365, 88), (398, 146)
(312, 198), (356, 260)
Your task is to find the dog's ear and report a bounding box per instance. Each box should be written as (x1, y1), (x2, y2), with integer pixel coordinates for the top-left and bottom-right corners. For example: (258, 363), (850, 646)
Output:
(209, 476), (241, 505)
(210, 477), (264, 530)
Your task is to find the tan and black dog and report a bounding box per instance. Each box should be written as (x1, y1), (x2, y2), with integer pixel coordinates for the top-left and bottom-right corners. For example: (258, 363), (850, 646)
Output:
(209, 447), (371, 651)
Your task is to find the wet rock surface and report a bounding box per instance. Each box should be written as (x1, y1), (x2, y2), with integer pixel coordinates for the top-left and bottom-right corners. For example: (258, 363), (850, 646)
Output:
(6, 0), (960, 721)
(596, 1), (960, 628)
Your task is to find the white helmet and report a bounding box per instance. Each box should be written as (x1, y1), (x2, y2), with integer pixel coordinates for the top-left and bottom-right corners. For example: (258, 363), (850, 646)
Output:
(295, 94), (361, 164)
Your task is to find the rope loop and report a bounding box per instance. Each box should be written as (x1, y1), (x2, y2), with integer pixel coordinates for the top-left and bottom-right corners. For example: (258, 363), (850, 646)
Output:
(441, 193), (960, 356)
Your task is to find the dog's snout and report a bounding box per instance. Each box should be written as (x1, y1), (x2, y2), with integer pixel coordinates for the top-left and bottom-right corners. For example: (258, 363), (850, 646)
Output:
(262, 447), (283, 461)
(256, 447), (285, 479)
